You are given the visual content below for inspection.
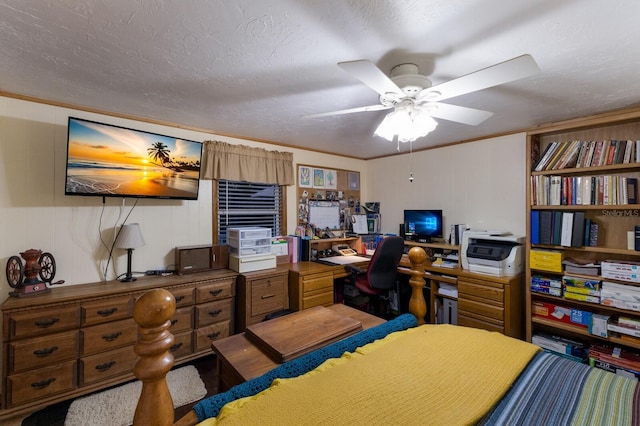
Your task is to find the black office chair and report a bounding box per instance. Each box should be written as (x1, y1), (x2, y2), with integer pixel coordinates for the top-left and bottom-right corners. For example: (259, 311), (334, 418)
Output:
(345, 236), (405, 297)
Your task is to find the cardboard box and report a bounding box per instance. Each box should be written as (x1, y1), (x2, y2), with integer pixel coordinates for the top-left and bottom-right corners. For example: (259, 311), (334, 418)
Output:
(530, 283), (562, 297)
(530, 250), (564, 273)
(532, 301), (589, 328)
(602, 261), (640, 283)
(532, 275), (562, 288)
(590, 314), (610, 338)
(229, 253), (276, 273)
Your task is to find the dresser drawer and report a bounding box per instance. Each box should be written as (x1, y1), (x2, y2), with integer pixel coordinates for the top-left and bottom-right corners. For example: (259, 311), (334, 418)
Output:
(458, 311), (504, 333)
(302, 291), (334, 309)
(458, 299), (504, 322)
(169, 330), (193, 360)
(168, 286), (195, 307)
(194, 320), (231, 352)
(81, 295), (133, 326)
(8, 360), (76, 407)
(80, 345), (137, 385)
(81, 318), (137, 355)
(458, 280), (504, 304)
(302, 272), (334, 294)
(170, 306), (193, 333)
(9, 330), (79, 374)
(196, 279), (235, 303)
(7, 304), (80, 339)
(195, 299), (232, 327)
(251, 275), (287, 317)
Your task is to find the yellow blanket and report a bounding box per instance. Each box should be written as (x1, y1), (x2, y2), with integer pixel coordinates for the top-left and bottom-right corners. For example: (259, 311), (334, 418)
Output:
(200, 324), (539, 426)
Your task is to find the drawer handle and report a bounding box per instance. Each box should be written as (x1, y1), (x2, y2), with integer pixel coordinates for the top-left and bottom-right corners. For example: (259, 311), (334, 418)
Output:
(96, 361), (116, 372)
(209, 289), (223, 297)
(170, 319), (179, 326)
(175, 295), (185, 303)
(261, 294), (276, 299)
(208, 309), (222, 317)
(34, 318), (59, 328)
(102, 332), (122, 342)
(97, 307), (118, 317)
(207, 331), (221, 340)
(170, 343), (183, 352)
(31, 378), (56, 390)
(33, 346), (59, 358)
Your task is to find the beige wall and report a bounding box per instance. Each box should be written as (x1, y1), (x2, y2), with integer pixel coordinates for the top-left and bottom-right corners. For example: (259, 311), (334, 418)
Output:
(0, 95), (527, 305)
(0, 96), (367, 303)
(367, 133), (527, 240)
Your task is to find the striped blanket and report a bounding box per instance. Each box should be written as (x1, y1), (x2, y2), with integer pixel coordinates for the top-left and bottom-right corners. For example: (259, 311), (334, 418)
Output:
(481, 351), (640, 425)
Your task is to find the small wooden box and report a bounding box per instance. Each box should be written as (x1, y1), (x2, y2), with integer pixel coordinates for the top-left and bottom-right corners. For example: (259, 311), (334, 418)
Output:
(175, 244), (229, 274)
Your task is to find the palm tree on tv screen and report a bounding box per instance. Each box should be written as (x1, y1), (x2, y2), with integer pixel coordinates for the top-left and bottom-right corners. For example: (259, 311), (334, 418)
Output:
(147, 142), (171, 165)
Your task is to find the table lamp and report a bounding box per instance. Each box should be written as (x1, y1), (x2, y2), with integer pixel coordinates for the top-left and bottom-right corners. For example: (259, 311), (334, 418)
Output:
(114, 223), (145, 282)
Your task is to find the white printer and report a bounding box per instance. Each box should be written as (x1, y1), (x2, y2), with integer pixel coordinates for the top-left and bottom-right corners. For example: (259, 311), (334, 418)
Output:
(461, 231), (525, 277)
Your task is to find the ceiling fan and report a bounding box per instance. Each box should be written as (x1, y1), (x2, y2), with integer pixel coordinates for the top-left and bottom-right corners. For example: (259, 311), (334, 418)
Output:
(304, 54), (540, 143)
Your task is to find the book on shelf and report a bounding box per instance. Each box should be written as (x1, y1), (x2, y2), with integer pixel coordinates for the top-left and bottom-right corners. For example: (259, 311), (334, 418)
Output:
(560, 212), (574, 247)
(552, 211), (563, 246)
(546, 142), (571, 170)
(570, 211), (585, 248)
(539, 210), (553, 245)
(530, 211), (540, 244)
(628, 178), (638, 204)
(534, 141), (559, 171)
(589, 221), (599, 246)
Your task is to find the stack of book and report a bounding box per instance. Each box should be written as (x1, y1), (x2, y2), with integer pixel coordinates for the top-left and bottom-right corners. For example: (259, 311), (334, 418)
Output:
(589, 342), (640, 379)
(534, 139), (640, 172)
(562, 275), (601, 304)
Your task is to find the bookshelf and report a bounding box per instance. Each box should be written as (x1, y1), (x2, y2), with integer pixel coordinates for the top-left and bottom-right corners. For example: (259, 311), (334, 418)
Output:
(526, 106), (640, 363)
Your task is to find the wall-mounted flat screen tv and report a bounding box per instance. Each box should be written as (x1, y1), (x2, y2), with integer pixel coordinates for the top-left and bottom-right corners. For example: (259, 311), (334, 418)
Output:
(65, 117), (203, 200)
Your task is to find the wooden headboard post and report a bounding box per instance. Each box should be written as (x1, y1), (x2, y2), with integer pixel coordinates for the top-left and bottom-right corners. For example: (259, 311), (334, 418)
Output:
(407, 246), (427, 325)
(132, 289), (177, 426)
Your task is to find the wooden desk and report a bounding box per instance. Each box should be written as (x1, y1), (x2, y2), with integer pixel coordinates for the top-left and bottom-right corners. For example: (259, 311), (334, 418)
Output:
(211, 304), (384, 391)
(398, 254), (524, 338)
(287, 259), (369, 311)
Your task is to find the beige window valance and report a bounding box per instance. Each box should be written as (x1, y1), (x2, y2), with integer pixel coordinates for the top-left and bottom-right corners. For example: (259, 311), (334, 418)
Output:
(201, 140), (294, 185)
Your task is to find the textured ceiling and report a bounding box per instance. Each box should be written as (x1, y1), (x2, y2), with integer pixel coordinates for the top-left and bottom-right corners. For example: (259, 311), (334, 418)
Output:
(1, 0), (639, 159)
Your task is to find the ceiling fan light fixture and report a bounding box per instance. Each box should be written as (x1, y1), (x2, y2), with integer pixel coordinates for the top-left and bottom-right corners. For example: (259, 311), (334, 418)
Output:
(374, 104), (438, 143)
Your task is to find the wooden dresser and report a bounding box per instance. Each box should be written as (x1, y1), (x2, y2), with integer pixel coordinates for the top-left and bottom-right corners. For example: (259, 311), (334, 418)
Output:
(0, 270), (237, 420)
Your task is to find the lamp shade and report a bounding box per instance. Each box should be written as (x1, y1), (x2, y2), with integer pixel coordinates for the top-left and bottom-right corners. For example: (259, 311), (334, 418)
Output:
(374, 104), (438, 143)
(115, 223), (146, 249)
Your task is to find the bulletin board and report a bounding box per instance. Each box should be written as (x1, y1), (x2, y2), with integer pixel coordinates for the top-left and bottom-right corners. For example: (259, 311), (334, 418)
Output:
(296, 164), (361, 231)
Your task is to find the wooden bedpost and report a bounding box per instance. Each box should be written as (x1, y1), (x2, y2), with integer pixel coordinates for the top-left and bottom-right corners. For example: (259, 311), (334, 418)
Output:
(133, 288), (177, 426)
(407, 246), (427, 325)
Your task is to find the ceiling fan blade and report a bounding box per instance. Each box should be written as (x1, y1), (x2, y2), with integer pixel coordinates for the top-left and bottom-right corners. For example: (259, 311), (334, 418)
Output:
(338, 60), (403, 97)
(418, 54), (540, 102)
(302, 104), (391, 119)
(422, 102), (494, 126)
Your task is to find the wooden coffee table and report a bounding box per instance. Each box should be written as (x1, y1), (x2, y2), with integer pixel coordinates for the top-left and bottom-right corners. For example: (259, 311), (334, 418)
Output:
(211, 304), (385, 391)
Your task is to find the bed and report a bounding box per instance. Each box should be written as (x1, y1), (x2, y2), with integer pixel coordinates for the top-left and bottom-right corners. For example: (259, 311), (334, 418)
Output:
(131, 247), (640, 426)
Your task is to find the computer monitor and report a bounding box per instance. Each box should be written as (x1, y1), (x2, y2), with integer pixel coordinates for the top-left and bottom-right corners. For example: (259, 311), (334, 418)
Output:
(403, 209), (443, 242)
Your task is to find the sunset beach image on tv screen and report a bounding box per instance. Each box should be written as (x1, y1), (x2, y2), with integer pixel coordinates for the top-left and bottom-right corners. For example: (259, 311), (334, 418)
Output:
(65, 118), (202, 199)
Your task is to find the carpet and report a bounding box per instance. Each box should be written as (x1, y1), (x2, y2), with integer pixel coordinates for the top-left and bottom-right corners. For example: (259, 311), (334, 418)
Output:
(64, 365), (207, 426)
